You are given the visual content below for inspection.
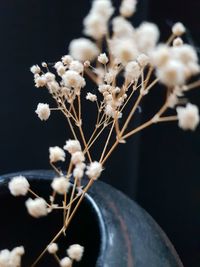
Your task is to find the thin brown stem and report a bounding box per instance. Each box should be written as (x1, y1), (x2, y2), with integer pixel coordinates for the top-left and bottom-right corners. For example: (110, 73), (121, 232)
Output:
(158, 115), (178, 123)
(99, 120), (115, 162)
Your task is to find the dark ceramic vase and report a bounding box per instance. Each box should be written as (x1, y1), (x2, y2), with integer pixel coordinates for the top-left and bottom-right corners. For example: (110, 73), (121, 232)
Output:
(0, 170), (183, 267)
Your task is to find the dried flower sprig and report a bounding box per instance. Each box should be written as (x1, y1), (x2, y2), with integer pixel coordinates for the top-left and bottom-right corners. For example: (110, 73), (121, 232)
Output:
(5, 0), (200, 266)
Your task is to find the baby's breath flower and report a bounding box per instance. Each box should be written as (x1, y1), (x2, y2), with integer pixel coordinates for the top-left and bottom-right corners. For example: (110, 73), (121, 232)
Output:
(98, 53), (109, 64)
(173, 37), (183, 47)
(104, 71), (115, 84)
(83, 14), (107, 40)
(83, 0), (114, 40)
(64, 140), (82, 154)
(67, 244), (84, 262)
(69, 61), (84, 74)
(0, 247), (25, 267)
(47, 81), (60, 94)
(51, 177), (70, 195)
(30, 65), (41, 74)
(44, 72), (55, 82)
(172, 22), (186, 36)
(120, 0), (137, 18)
(150, 45), (170, 67)
(8, 176), (29, 196)
(175, 44), (198, 64)
(47, 243), (58, 254)
(54, 61), (63, 69)
(73, 162), (86, 179)
(11, 247), (24, 256)
(35, 103), (51, 121)
(125, 61), (141, 82)
(90, 0), (114, 20)
(25, 198), (48, 218)
(60, 257), (72, 267)
(34, 75), (47, 88)
(49, 146), (65, 163)
(62, 55), (73, 65)
(136, 22), (160, 54)
(112, 16), (135, 39)
(69, 38), (99, 62)
(156, 60), (185, 87)
(86, 92), (97, 102)
(176, 103), (199, 131)
(57, 65), (66, 76)
(137, 53), (149, 67)
(0, 249), (10, 267)
(41, 62), (47, 68)
(71, 151), (85, 165)
(98, 84), (111, 94)
(104, 104), (122, 119)
(86, 161), (103, 180)
(111, 39), (138, 64)
(73, 166), (84, 179)
(62, 70), (86, 89)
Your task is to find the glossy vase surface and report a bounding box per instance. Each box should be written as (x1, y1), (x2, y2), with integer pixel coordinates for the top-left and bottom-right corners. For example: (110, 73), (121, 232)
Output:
(0, 170), (183, 267)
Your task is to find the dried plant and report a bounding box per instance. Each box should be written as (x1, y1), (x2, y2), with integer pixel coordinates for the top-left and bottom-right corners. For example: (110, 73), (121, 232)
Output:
(2, 0), (200, 266)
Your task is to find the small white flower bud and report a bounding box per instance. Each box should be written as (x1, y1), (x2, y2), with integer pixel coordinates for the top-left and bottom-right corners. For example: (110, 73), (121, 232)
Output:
(172, 22), (186, 36)
(86, 92), (97, 102)
(98, 53), (109, 64)
(173, 37), (183, 47)
(60, 257), (72, 267)
(42, 62), (47, 67)
(47, 243), (58, 254)
(30, 65), (41, 74)
(67, 244), (84, 262)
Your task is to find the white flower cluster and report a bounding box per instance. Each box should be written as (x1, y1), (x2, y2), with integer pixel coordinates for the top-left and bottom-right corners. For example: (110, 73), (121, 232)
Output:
(110, 16), (159, 64)
(47, 243), (84, 267)
(150, 23), (199, 87)
(120, 0), (137, 18)
(67, 244), (84, 262)
(69, 38), (99, 62)
(83, 0), (114, 40)
(98, 83), (125, 119)
(35, 103), (51, 121)
(86, 161), (103, 180)
(0, 246), (24, 267)
(64, 139), (85, 180)
(49, 146), (65, 163)
(32, 55), (88, 108)
(176, 103), (199, 131)
(8, 176), (30, 196)
(51, 176), (70, 195)
(25, 197), (48, 218)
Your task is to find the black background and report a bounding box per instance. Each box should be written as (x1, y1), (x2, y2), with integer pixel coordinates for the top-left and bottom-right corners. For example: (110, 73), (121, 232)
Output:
(0, 0), (200, 266)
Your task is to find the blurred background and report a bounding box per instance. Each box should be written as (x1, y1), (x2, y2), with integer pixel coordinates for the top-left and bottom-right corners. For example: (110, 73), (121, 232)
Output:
(0, 0), (200, 266)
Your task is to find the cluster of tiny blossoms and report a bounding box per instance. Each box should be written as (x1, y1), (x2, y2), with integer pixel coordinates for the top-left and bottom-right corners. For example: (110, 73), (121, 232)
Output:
(0, 246), (24, 267)
(7, 0), (200, 266)
(47, 243), (84, 267)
